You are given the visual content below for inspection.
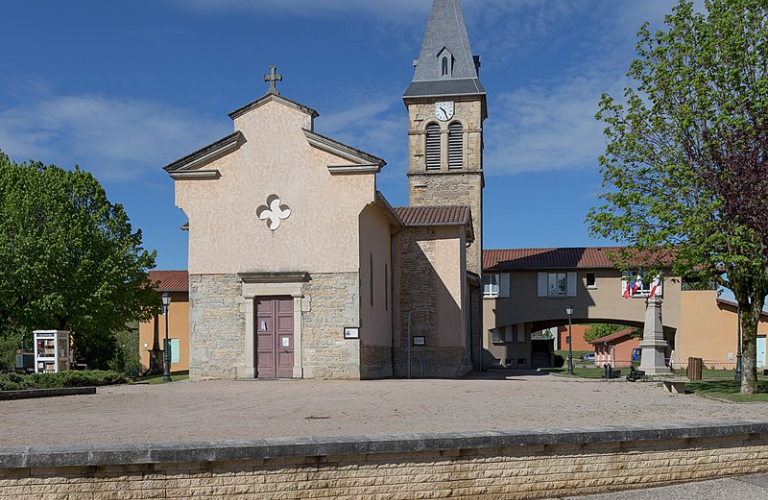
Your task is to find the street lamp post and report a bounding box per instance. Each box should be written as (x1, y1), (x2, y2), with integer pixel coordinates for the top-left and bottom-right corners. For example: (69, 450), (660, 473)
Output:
(162, 292), (172, 383)
(566, 304), (574, 375)
(735, 306), (742, 382)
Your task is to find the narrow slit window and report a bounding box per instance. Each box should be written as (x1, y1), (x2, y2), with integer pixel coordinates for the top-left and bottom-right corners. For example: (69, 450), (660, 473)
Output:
(426, 124), (441, 170)
(448, 122), (463, 169)
(442, 57), (449, 76)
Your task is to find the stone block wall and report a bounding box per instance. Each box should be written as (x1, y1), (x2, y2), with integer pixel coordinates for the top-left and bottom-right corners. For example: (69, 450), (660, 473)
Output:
(3, 422), (768, 499)
(189, 274), (245, 380)
(302, 273), (361, 380)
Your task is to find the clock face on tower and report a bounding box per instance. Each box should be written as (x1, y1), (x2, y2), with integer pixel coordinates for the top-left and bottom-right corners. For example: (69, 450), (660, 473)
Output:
(435, 101), (454, 121)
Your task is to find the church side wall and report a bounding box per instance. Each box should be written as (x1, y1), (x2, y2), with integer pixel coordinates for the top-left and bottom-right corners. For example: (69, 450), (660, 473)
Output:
(189, 274), (245, 381)
(395, 227), (471, 378)
(358, 205), (394, 379)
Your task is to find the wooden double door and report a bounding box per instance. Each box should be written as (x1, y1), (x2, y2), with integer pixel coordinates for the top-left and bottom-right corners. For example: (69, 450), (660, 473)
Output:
(255, 296), (294, 378)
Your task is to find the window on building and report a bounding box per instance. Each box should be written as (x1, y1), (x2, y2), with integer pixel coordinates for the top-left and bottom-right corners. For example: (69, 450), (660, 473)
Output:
(548, 273), (567, 297)
(505, 325), (513, 343)
(441, 56), (449, 76)
(537, 272), (577, 298)
(426, 124), (441, 170)
(483, 273), (510, 297)
(517, 326), (525, 343)
(586, 272), (596, 288)
(384, 263), (388, 311)
(492, 328), (501, 343)
(448, 122), (463, 169)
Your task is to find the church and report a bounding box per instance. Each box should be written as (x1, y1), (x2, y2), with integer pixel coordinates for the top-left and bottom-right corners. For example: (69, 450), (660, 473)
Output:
(163, 0), (486, 380)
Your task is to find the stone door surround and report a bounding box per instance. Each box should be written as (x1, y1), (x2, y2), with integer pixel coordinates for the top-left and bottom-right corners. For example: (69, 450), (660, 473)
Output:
(238, 272), (310, 379)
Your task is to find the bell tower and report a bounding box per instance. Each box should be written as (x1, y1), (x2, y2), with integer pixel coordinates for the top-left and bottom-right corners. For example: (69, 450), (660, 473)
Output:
(403, 0), (487, 277)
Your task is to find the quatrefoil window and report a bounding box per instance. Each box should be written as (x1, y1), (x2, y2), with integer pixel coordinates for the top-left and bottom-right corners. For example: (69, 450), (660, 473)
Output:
(256, 195), (291, 231)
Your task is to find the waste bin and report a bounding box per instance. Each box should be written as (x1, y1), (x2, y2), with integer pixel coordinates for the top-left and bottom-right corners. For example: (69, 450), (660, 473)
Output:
(687, 357), (703, 380)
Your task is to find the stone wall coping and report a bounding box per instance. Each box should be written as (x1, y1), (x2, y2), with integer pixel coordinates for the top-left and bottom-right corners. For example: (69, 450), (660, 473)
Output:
(2, 420), (768, 469)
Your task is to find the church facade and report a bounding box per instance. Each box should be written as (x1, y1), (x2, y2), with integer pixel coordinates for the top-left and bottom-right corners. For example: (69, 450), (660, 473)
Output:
(164, 0), (485, 380)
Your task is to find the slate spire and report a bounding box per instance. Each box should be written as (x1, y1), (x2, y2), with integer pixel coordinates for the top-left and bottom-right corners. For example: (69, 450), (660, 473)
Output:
(404, 0), (485, 99)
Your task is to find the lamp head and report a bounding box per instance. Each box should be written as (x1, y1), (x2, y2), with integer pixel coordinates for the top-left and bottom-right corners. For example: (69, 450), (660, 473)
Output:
(162, 291), (171, 307)
(566, 305), (574, 316)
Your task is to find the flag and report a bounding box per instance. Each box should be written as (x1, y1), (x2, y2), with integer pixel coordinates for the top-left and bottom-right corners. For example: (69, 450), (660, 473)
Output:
(623, 278), (631, 299)
(649, 278), (659, 298)
(631, 277), (639, 295)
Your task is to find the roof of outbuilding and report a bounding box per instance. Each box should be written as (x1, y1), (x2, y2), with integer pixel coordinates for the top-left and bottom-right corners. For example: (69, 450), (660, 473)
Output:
(149, 270), (189, 292)
(590, 328), (637, 345)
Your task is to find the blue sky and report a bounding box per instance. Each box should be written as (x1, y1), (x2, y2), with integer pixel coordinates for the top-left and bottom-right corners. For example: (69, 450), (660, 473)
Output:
(0, 0), (699, 271)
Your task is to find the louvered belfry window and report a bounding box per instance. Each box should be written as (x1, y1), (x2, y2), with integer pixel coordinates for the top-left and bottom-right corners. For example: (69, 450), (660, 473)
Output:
(448, 122), (463, 169)
(426, 124), (441, 170)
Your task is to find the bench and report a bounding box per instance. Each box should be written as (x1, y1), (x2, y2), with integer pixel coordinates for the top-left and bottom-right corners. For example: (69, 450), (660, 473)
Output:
(626, 366), (645, 382)
(662, 379), (688, 394)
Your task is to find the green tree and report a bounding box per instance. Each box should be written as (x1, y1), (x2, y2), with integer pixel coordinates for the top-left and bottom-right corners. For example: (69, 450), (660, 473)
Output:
(0, 153), (159, 368)
(588, 0), (768, 393)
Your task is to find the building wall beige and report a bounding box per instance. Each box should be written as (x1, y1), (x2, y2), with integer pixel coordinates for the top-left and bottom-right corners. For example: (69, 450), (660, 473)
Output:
(678, 291), (768, 368)
(483, 270), (682, 368)
(175, 100), (378, 276)
(138, 291), (189, 374)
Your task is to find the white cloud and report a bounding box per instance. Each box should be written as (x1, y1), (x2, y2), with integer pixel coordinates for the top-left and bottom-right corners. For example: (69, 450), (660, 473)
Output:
(0, 91), (225, 182)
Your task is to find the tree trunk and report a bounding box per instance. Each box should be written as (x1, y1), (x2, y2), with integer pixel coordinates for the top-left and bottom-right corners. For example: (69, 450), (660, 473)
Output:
(740, 301), (760, 394)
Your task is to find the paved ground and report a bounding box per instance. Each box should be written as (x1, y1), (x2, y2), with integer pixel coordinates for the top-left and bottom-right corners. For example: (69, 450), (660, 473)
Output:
(549, 473), (768, 499)
(2, 370), (767, 447)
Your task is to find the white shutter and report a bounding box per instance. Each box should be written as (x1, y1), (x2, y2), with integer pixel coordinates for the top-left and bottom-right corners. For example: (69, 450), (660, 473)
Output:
(567, 272), (577, 297)
(500, 274), (511, 297)
(655, 277), (664, 297)
(537, 273), (547, 297)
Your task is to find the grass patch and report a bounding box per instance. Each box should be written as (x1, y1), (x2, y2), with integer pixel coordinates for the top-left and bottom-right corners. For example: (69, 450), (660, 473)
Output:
(540, 367), (607, 379)
(0, 370), (126, 391)
(686, 379), (768, 402)
(138, 370), (189, 385)
(555, 350), (592, 360)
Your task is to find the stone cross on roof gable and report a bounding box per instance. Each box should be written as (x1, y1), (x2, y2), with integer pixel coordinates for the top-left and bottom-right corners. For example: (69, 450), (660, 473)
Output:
(264, 66), (282, 95)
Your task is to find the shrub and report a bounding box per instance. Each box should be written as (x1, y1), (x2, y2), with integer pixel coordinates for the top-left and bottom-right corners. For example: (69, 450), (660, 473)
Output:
(0, 370), (126, 391)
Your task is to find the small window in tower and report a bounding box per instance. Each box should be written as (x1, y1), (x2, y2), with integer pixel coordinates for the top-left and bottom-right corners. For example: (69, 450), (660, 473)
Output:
(448, 122), (463, 169)
(442, 56), (449, 76)
(426, 123), (441, 170)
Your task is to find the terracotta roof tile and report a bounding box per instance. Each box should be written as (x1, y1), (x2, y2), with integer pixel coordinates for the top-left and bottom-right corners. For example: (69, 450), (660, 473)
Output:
(149, 270), (189, 292)
(393, 205), (471, 227)
(483, 247), (674, 271)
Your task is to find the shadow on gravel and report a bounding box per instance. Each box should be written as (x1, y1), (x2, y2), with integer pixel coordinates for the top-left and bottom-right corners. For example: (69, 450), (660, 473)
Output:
(462, 369), (550, 380)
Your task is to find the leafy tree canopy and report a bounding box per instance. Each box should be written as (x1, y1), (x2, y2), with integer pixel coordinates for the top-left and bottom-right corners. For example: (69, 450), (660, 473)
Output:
(0, 152), (159, 368)
(588, 0), (768, 393)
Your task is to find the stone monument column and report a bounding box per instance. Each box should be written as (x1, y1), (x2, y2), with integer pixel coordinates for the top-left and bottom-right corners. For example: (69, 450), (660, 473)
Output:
(639, 295), (671, 375)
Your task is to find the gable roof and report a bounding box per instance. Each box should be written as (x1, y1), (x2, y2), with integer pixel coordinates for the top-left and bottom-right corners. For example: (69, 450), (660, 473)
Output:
(163, 132), (242, 173)
(149, 270), (189, 292)
(303, 129), (386, 173)
(590, 328), (637, 345)
(229, 92), (319, 120)
(404, 0), (485, 99)
(717, 298), (768, 320)
(394, 205), (474, 242)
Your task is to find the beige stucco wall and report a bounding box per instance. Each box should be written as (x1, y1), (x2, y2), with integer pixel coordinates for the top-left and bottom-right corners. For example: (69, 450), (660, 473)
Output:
(138, 291), (189, 374)
(358, 204), (393, 348)
(678, 291), (768, 368)
(484, 270), (681, 333)
(175, 100), (377, 276)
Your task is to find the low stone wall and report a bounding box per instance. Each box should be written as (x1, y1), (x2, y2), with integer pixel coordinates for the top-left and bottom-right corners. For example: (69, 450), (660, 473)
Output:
(2, 421), (768, 499)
